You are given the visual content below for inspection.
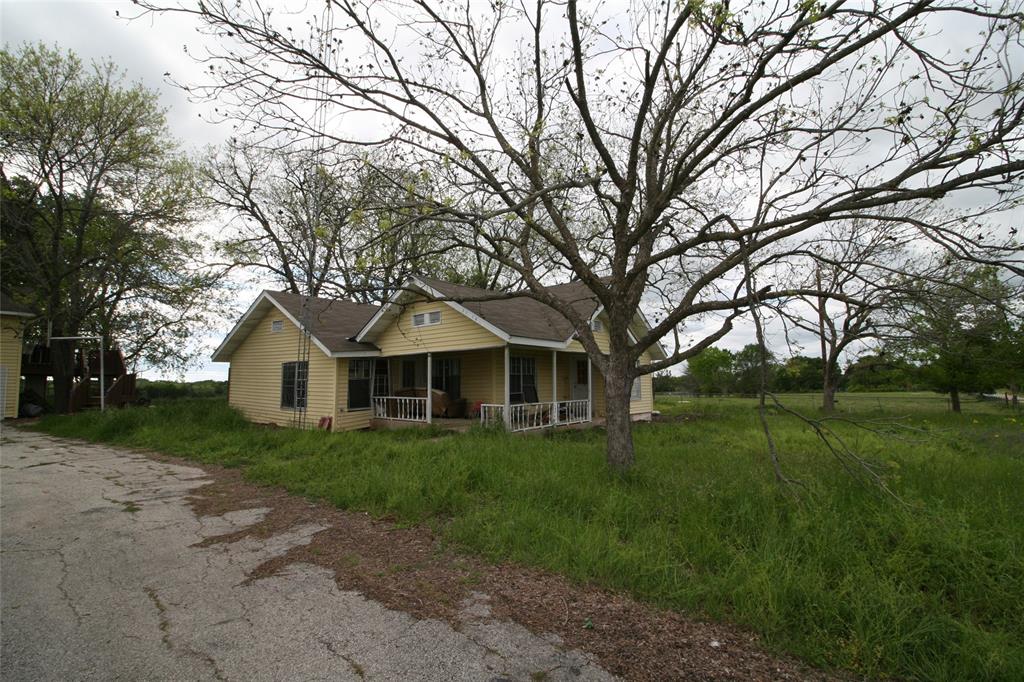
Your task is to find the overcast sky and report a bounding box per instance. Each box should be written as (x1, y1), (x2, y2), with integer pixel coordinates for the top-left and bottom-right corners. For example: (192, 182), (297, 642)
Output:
(2, 0), (241, 381)
(3, 1), (1018, 381)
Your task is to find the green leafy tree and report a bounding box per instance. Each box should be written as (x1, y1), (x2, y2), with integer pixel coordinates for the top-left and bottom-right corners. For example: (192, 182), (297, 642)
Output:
(652, 370), (685, 393)
(0, 44), (222, 411)
(686, 347), (734, 395)
(992, 320), (1024, 409)
(899, 267), (1015, 412)
(843, 353), (918, 392)
(732, 343), (777, 395)
(775, 356), (828, 393)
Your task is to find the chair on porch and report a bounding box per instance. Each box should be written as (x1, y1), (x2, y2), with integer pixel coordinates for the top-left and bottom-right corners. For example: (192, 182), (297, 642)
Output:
(519, 386), (552, 425)
(394, 387), (457, 417)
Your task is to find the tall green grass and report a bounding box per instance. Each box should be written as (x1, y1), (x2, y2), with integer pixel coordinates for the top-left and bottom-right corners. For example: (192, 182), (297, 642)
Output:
(31, 396), (1024, 680)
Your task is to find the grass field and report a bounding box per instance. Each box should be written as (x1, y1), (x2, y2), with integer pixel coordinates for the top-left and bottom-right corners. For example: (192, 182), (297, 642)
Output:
(29, 392), (1024, 680)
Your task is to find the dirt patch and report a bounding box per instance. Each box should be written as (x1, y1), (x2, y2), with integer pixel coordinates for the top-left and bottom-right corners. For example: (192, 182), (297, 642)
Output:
(165, 457), (833, 681)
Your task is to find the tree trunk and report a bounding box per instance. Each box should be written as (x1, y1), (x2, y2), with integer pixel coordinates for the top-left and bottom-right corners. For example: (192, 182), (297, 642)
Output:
(603, 360), (635, 473)
(950, 386), (962, 413)
(822, 379), (837, 414)
(816, 275), (834, 414)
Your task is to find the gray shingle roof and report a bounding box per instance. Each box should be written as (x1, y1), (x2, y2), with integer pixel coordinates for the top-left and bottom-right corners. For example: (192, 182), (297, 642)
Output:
(414, 276), (602, 342)
(264, 291), (380, 354)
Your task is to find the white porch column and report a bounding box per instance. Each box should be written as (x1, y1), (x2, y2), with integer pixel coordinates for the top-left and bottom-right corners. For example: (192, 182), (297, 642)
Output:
(551, 350), (558, 425)
(587, 357), (593, 422)
(426, 352), (433, 424)
(504, 345), (511, 428)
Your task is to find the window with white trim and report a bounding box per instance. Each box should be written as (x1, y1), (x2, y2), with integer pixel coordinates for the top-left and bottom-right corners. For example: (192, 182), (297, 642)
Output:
(631, 376), (642, 401)
(271, 320), (283, 333)
(591, 319), (604, 332)
(509, 357), (538, 404)
(412, 310), (442, 327)
(281, 361), (308, 409)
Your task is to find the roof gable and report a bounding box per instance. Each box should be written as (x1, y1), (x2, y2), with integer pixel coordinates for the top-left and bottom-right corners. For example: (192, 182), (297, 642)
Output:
(355, 275), (666, 360)
(212, 291), (380, 362)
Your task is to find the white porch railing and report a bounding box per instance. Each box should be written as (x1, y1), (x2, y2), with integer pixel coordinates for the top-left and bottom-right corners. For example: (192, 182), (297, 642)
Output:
(480, 400), (591, 432)
(558, 399), (590, 425)
(372, 396), (428, 422)
(480, 403), (506, 428)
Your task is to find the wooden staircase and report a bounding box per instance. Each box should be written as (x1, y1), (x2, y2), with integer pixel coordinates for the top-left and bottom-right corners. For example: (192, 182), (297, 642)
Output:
(68, 349), (138, 412)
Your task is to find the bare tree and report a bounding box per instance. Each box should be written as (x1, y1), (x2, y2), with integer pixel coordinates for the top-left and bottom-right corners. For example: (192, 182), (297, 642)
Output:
(203, 141), (359, 298)
(138, 0), (1024, 470)
(770, 213), (923, 412)
(204, 140), (514, 301)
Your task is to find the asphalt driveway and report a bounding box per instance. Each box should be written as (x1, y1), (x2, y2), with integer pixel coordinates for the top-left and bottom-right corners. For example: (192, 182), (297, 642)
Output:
(0, 428), (612, 681)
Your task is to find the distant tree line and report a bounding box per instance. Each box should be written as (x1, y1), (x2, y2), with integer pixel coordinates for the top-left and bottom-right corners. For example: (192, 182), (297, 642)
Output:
(653, 349), (916, 396)
(655, 265), (1024, 412)
(135, 379), (227, 402)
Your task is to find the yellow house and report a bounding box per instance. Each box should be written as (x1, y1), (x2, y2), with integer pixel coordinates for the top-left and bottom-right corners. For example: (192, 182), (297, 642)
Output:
(1, 293), (35, 419)
(212, 277), (666, 432)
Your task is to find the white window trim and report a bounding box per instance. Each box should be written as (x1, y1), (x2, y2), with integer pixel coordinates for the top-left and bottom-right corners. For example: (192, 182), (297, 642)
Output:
(271, 320), (283, 333)
(412, 310), (443, 328)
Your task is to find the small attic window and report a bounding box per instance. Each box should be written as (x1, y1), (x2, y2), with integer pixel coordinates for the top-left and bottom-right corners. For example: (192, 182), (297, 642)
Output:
(591, 319), (604, 332)
(412, 310), (442, 327)
(271, 320), (283, 333)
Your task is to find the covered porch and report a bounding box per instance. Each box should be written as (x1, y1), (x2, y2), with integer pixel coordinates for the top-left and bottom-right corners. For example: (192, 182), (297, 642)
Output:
(369, 346), (596, 432)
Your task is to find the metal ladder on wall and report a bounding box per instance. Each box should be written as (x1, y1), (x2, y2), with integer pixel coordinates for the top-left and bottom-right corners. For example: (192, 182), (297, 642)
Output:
(292, 295), (312, 429)
(290, 2), (334, 431)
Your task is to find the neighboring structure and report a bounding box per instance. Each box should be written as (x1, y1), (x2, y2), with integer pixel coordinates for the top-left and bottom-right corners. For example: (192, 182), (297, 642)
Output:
(1, 293), (35, 419)
(213, 276), (665, 432)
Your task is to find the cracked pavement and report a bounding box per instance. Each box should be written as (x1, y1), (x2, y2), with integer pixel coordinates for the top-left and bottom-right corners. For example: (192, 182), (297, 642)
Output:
(1, 428), (615, 681)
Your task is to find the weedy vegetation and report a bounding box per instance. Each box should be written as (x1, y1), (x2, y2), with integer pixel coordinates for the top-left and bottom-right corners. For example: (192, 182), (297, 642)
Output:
(34, 393), (1024, 680)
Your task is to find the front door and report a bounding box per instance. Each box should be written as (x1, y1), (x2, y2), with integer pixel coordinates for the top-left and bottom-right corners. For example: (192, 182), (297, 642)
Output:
(571, 358), (589, 400)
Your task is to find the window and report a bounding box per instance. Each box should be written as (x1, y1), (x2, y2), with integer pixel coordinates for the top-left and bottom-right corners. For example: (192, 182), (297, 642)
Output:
(281, 361), (308, 409)
(631, 377), (642, 401)
(412, 310), (442, 327)
(348, 358), (374, 410)
(373, 359), (389, 397)
(271, 320), (283, 333)
(509, 356), (537, 404)
(591, 319), (604, 332)
(432, 358), (461, 399)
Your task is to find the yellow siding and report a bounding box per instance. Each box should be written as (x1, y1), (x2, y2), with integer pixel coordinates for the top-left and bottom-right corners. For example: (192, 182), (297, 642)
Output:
(563, 314), (611, 354)
(630, 369), (654, 416)
(228, 308), (337, 428)
(1, 315), (25, 419)
(373, 298), (504, 356)
(456, 349), (503, 406)
(335, 358), (372, 431)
